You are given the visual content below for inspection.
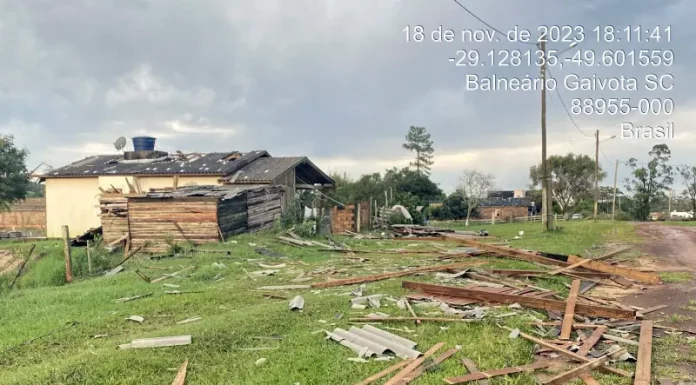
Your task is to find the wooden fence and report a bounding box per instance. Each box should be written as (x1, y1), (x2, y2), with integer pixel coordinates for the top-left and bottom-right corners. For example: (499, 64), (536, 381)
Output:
(455, 214), (566, 225)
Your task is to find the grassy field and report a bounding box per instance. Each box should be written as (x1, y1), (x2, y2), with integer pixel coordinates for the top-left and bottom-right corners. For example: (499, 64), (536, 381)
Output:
(0, 221), (693, 384)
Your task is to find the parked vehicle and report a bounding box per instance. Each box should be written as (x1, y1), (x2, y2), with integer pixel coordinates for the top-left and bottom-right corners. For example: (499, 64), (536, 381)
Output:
(571, 213), (583, 220)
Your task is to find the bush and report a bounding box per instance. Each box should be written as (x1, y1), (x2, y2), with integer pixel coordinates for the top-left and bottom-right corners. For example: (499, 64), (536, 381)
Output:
(389, 212), (408, 225)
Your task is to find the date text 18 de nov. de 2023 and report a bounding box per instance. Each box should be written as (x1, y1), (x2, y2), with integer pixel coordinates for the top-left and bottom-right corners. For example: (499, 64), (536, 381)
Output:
(403, 24), (675, 140)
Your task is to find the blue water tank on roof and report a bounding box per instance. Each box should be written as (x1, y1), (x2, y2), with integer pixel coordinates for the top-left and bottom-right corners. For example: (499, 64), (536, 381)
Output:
(132, 136), (156, 151)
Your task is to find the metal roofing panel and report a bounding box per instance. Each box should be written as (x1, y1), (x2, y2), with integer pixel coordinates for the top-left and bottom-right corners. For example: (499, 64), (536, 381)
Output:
(232, 157), (305, 183)
(326, 325), (422, 359)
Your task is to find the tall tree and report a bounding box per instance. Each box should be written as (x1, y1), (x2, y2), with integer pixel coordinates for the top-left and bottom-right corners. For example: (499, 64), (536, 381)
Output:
(677, 166), (696, 217)
(457, 170), (495, 226)
(0, 134), (30, 209)
(625, 144), (673, 221)
(402, 126), (434, 175)
(529, 153), (604, 214)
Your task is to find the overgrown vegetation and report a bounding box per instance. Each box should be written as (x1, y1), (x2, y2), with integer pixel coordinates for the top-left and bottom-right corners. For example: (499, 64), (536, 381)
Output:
(0, 134), (30, 209)
(625, 144), (674, 221)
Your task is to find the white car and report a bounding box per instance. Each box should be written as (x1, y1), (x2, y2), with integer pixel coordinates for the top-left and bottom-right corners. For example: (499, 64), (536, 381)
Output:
(571, 213), (583, 220)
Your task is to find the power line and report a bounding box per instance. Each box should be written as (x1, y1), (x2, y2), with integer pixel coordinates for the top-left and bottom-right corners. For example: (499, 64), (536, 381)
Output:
(599, 144), (612, 164)
(546, 68), (593, 138)
(452, 0), (537, 45)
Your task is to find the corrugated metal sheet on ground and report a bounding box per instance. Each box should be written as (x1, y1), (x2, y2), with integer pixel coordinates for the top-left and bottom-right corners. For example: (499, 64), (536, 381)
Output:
(325, 324), (421, 358)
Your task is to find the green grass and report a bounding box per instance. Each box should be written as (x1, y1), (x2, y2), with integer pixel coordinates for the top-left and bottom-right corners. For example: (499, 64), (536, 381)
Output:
(0, 221), (681, 384)
(659, 272), (693, 283)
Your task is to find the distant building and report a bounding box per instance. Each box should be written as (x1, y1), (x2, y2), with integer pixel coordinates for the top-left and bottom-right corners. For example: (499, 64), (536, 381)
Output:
(477, 197), (535, 220)
(669, 210), (694, 219)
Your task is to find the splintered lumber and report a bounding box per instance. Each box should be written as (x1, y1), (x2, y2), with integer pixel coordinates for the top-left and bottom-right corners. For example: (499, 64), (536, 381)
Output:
(353, 359), (412, 385)
(443, 361), (551, 384)
(171, 359), (188, 385)
(634, 320), (653, 385)
(507, 327), (631, 377)
(256, 285), (311, 291)
(401, 347), (460, 383)
(401, 282), (636, 319)
(490, 269), (613, 279)
(543, 349), (626, 385)
(403, 298), (421, 325)
(602, 334), (639, 346)
(595, 246), (633, 261)
(350, 317), (478, 323)
(384, 342), (444, 385)
(577, 326), (607, 356)
(461, 358), (491, 385)
(560, 280), (581, 340)
(637, 304), (667, 318)
(579, 373), (601, 385)
(448, 236), (568, 266)
(150, 266), (195, 284)
(548, 258), (592, 275)
(566, 255), (661, 284)
(310, 261), (486, 289)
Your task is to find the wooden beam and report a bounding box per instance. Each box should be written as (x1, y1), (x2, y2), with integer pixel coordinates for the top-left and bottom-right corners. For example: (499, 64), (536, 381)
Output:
(579, 373), (601, 385)
(450, 236), (568, 266)
(595, 246), (633, 261)
(543, 349), (625, 385)
(507, 327), (631, 377)
(548, 258), (592, 275)
(384, 342), (444, 385)
(402, 282), (635, 319)
(401, 347), (460, 383)
(349, 317), (478, 323)
(310, 261), (486, 289)
(61, 226), (73, 283)
(461, 358), (491, 385)
(489, 269), (613, 279)
(634, 320), (653, 385)
(443, 361), (551, 384)
(577, 326), (607, 357)
(353, 359), (412, 385)
(560, 280), (581, 339)
(566, 255), (661, 284)
(637, 305), (667, 318)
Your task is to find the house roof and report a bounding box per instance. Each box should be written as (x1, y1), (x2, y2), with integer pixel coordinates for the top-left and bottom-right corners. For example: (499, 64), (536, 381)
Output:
(43, 150), (268, 178)
(137, 184), (282, 201)
(41, 149), (335, 186)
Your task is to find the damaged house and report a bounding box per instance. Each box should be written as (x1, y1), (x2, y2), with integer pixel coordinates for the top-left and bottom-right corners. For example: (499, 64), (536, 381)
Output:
(40, 137), (334, 239)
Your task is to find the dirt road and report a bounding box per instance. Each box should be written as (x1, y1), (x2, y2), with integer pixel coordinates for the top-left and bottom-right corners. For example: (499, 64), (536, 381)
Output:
(636, 222), (696, 271)
(622, 223), (696, 331)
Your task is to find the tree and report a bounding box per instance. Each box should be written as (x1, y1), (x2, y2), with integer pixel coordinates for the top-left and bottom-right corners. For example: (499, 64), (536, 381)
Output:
(529, 153), (604, 214)
(625, 144), (673, 221)
(0, 135), (30, 209)
(457, 170), (495, 226)
(402, 126), (434, 175)
(678, 166), (696, 217)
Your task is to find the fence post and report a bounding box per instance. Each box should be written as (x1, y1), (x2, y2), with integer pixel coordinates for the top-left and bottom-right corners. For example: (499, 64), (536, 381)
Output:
(61, 225), (73, 283)
(87, 240), (92, 274)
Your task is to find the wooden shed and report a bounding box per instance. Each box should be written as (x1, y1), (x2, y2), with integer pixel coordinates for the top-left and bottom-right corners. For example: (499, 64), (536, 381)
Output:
(105, 185), (284, 252)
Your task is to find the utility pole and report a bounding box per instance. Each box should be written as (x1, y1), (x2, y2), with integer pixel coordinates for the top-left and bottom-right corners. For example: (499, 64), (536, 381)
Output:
(594, 129), (599, 221)
(539, 40), (553, 231)
(668, 189), (672, 217)
(611, 158), (619, 220)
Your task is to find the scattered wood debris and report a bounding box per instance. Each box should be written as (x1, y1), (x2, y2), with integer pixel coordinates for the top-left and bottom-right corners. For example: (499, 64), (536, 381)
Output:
(119, 335), (191, 350)
(116, 293), (153, 303)
(443, 361), (551, 384)
(170, 359), (188, 385)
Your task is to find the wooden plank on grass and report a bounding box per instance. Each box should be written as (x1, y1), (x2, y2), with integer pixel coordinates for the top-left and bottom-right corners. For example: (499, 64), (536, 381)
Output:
(509, 328), (632, 377)
(384, 342), (444, 385)
(566, 255), (661, 284)
(634, 320), (653, 385)
(561, 279), (581, 340)
(579, 373), (601, 385)
(595, 246), (633, 261)
(443, 361), (551, 384)
(548, 258), (592, 275)
(577, 326), (607, 356)
(402, 282), (636, 320)
(401, 347), (460, 383)
(543, 349), (625, 385)
(448, 236), (568, 266)
(637, 305), (667, 318)
(353, 359), (412, 385)
(171, 359), (188, 385)
(310, 261), (486, 289)
(461, 358), (491, 385)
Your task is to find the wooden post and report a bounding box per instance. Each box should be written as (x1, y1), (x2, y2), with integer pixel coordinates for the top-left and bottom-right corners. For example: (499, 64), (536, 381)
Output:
(368, 198), (373, 230)
(491, 212), (495, 225)
(384, 190), (389, 208)
(356, 203), (361, 233)
(86, 240), (92, 274)
(61, 225), (73, 283)
(611, 158), (619, 220)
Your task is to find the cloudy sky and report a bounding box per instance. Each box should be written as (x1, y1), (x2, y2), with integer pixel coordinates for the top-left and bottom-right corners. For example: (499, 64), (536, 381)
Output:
(1, 0), (693, 193)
